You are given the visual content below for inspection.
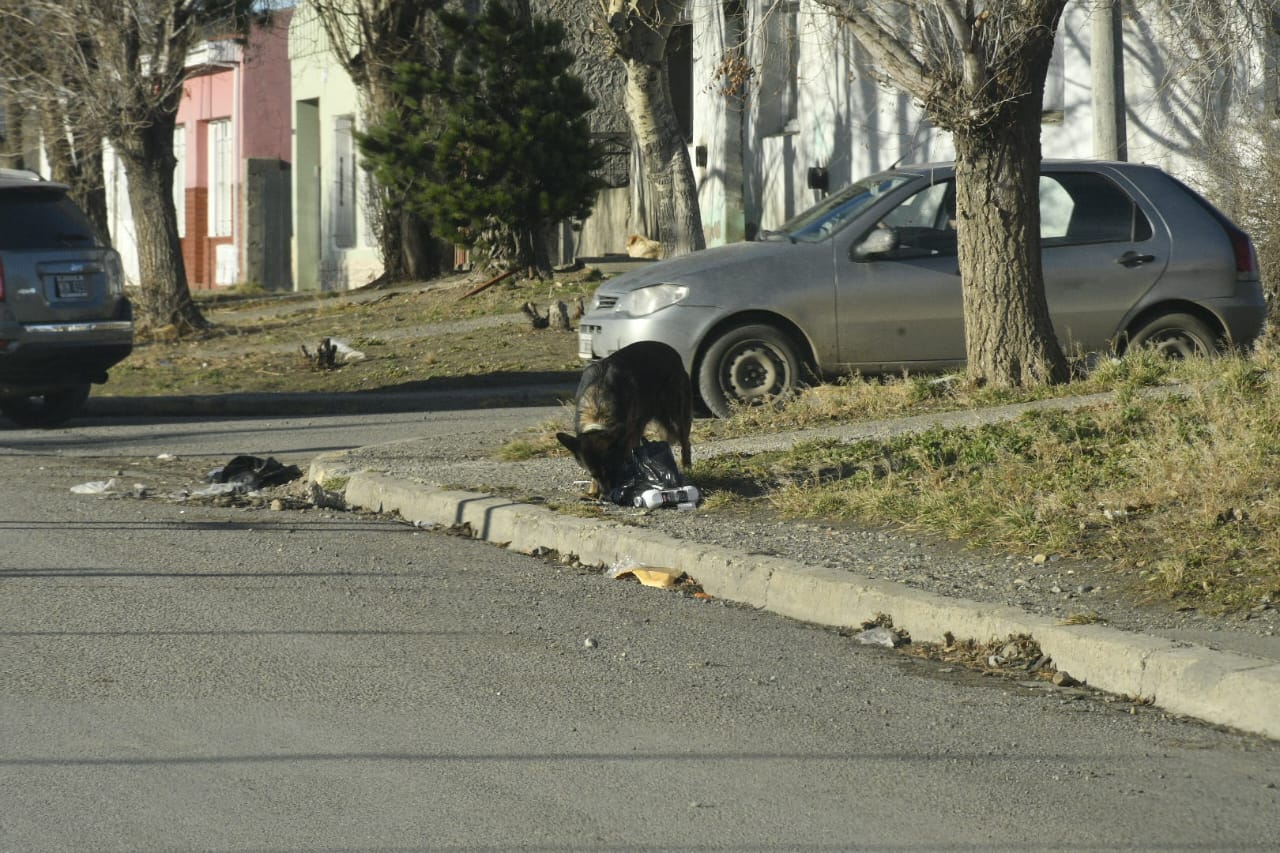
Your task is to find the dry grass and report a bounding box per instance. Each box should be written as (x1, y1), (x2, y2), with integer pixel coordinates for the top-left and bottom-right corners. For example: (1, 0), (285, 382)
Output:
(103, 273), (597, 398)
(694, 343), (1280, 613)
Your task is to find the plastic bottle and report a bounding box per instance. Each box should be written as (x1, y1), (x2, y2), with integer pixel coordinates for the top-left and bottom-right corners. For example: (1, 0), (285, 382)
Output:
(633, 485), (700, 509)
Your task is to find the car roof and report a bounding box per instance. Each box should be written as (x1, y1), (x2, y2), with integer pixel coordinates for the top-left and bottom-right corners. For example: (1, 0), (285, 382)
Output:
(887, 158), (1152, 178)
(0, 169), (69, 192)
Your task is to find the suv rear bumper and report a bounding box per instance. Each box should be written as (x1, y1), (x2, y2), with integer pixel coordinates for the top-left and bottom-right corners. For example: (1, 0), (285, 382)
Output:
(0, 320), (134, 393)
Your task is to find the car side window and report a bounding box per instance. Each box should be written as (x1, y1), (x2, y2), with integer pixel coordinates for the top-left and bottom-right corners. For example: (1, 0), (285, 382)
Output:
(1040, 172), (1152, 246)
(875, 181), (957, 259)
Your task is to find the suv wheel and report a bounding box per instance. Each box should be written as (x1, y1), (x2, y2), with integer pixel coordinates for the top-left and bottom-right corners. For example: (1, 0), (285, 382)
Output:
(0, 383), (92, 428)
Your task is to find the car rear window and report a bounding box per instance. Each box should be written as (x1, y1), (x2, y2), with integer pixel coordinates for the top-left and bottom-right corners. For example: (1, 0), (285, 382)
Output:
(1040, 172), (1153, 245)
(0, 188), (103, 251)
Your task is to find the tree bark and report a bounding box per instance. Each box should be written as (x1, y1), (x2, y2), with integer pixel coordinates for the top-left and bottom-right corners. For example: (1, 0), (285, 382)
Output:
(604, 0), (704, 257)
(119, 119), (205, 332)
(621, 56), (705, 256)
(953, 118), (1068, 387)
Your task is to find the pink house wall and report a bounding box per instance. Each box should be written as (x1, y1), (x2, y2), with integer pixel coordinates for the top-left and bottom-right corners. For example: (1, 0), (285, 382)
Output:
(172, 9), (293, 289)
(241, 9), (293, 163)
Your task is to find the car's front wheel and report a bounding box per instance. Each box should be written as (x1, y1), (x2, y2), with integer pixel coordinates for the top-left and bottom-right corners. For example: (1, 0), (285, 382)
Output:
(1125, 313), (1219, 360)
(698, 324), (802, 419)
(0, 383), (92, 428)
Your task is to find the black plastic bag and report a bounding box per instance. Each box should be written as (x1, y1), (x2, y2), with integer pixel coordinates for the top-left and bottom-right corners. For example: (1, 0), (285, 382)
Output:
(606, 440), (686, 506)
(211, 455), (302, 490)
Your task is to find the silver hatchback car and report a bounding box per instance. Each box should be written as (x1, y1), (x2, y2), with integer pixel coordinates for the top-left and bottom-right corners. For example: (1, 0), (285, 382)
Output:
(578, 160), (1267, 417)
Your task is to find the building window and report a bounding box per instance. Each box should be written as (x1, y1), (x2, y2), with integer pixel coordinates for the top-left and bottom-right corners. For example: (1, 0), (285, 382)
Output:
(208, 119), (233, 237)
(333, 114), (357, 249)
(173, 125), (185, 238)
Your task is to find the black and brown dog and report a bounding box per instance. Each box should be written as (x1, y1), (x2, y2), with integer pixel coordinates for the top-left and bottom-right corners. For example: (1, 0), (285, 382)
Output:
(557, 341), (693, 497)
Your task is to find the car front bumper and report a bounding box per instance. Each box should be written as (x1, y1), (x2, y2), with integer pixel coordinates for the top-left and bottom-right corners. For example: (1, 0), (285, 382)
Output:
(577, 305), (720, 375)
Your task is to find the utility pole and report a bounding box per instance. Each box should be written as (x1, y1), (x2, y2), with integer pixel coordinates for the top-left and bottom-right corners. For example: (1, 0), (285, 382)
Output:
(1092, 0), (1128, 160)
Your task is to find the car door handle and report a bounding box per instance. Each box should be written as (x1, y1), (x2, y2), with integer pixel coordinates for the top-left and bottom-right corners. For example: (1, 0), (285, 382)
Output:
(1117, 251), (1156, 267)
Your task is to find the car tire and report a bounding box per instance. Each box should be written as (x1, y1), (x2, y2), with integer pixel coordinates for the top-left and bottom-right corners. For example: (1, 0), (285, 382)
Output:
(698, 324), (802, 419)
(1125, 313), (1218, 359)
(0, 383), (92, 428)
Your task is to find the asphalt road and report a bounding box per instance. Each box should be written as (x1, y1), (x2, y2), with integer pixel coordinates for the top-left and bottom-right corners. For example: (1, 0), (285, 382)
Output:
(2, 411), (1278, 851)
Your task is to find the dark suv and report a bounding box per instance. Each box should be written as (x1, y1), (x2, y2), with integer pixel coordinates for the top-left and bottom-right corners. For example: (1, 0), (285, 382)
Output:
(0, 170), (132, 427)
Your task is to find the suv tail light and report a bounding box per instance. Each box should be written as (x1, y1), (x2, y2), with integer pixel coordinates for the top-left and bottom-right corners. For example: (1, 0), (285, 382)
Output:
(0, 257), (5, 300)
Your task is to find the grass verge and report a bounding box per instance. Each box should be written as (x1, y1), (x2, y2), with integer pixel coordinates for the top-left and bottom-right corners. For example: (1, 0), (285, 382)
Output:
(688, 346), (1280, 614)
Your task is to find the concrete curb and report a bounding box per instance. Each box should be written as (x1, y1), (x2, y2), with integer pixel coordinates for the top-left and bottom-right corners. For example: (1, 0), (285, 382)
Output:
(310, 457), (1280, 741)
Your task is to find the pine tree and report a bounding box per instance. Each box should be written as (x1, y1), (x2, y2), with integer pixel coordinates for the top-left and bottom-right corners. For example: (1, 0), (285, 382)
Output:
(358, 1), (602, 275)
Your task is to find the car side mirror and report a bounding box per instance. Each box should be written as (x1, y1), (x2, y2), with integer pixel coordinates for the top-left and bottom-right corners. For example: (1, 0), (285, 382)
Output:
(851, 227), (897, 260)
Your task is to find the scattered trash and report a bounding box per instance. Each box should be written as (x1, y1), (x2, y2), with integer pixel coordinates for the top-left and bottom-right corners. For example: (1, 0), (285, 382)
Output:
(208, 455), (302, 491)
(633, 485), (701, 509)
(301, 337), (365, 369)
(606, 556), (685, 588)
(1052, 670), (1078, 687)
(70, 478), (119, 495)
(156, 453), (178, 462)
(190, 482), (242, 497)
(330, 339), (366, 362)
(606, 440), (701, 509)
(854, 625), (902, 648)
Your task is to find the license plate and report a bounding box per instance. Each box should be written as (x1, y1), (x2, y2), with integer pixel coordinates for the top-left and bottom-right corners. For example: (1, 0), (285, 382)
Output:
(55, 275), (88, 299)
(577, 330), (594, 360)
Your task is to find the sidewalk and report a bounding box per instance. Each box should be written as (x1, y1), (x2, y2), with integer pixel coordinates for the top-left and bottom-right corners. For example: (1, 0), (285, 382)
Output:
(305, 393), (1280, 741)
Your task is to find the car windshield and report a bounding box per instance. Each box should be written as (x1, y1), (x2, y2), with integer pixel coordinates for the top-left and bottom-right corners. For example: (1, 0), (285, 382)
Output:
(760, 173), (915, 244)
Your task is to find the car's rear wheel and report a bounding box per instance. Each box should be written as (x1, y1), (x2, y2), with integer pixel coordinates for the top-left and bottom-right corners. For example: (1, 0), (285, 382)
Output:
(0, 383), (92, 428)
(1125, 313), (1218, 360)
(698, 323), (801, 419)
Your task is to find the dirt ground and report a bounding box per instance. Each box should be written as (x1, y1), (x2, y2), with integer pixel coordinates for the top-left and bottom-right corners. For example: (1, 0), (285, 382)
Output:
(103, 272), (600, 399)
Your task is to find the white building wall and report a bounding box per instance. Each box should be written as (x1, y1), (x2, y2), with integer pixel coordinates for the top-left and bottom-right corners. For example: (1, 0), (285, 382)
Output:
(289, 0), (382, 291)
(102, 143), (140, 287)
(689, 0), (1270, 247)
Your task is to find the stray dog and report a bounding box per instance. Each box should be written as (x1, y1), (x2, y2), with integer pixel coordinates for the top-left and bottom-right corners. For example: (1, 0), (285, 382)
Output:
(625, 234), (663, 259)
(557, 341), (692, 497)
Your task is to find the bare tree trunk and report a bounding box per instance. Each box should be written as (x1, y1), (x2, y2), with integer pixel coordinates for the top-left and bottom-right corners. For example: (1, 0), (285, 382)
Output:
(119, 121), (205, 332)
(953, 108), (1068, 387)
(604, 0), (704, 257)
(621, 56), (704, 256)
(400, 208), (443, 279)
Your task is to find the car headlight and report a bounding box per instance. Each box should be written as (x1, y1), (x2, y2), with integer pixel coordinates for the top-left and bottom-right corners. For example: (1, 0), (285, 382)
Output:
(616, 283), (688, 316)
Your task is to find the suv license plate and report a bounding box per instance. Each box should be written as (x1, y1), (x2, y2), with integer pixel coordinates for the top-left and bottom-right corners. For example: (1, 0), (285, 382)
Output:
(577, 330), (593, 360)
(55, 275), (89, 299)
